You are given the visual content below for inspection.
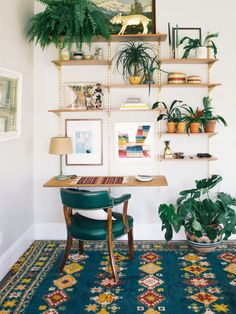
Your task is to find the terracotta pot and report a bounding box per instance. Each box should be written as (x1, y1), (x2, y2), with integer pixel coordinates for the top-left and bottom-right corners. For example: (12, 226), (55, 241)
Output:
(190, 122), (200, 133)
(166, 122), (176, 133)
(129, 76), (142, 85)
(177, 122), (186, 133)
(204, 120), (216, 133)
(186, 230), (222, 253)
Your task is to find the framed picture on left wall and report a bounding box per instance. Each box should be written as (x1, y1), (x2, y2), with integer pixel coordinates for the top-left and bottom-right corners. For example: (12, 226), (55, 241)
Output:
(0, 67), (22, 141)
(65, 119), (103, 165)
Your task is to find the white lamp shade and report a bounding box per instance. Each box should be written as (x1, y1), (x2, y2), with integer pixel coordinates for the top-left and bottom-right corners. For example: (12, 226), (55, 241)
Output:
(49, 137), (73, 155)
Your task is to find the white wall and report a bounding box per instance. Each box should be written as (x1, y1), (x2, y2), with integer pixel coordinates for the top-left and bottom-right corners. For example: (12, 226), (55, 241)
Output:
(0, 0), (34, 279)
(33, 0), (236, 240)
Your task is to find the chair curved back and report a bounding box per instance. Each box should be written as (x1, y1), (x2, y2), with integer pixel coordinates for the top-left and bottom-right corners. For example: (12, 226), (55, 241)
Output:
(60, 188), (113, 210)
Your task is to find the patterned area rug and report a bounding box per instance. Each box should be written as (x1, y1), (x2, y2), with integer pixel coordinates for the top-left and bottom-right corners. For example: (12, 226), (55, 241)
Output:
(1, 241), (236, 314)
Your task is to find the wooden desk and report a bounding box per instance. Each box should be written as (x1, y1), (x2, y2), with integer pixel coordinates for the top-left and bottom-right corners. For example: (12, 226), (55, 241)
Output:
(43, 176), (168, 188)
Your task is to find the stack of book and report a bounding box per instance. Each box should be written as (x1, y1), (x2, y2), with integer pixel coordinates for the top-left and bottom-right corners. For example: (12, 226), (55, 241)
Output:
(120, 97), (150, 110)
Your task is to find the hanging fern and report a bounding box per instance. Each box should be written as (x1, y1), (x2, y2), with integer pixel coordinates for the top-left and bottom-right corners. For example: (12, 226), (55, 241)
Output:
(28, 0), (110, 49)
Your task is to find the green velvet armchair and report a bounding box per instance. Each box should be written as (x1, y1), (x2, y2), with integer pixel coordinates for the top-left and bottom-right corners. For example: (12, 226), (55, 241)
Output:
(60, 188), (134, 281)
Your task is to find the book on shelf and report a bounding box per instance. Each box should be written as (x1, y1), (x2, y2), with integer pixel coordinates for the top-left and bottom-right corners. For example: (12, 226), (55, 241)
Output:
(120, 103), (150, 110)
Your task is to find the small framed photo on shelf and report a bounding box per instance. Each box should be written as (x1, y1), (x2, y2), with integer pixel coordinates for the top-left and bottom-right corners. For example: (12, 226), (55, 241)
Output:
(65, 119), (103, 166)
(114, 122), (155, 161)
(172, 27), (202, 58)
(93, 0), (156, 34)
(64, 82), (104, 110)
(0, 67), (22, 141)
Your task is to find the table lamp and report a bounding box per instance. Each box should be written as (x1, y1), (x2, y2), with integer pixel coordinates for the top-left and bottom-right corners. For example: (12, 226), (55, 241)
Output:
(49, 137), (73, 180)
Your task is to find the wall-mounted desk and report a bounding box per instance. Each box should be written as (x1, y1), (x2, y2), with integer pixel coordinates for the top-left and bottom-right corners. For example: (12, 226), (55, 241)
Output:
(43, 176), (168, 188)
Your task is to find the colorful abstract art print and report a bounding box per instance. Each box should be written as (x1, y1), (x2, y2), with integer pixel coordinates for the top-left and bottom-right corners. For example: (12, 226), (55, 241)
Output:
(93, 0), (156, 34)
(65, 119), (103, 165)
(114, 122), (154, 161)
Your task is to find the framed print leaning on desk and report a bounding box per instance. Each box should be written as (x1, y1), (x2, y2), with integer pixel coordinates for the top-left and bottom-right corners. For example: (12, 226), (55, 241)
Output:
(65, 119), (103, 166)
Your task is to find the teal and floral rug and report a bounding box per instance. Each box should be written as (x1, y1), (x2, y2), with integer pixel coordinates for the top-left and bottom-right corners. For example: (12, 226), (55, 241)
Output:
(0, 241), (236, 314)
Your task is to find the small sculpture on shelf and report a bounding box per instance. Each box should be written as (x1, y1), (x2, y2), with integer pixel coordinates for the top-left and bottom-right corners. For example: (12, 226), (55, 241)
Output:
(173, 152), (184, 159)
(164, 141), (173, 159)
(94, 48), (103, 60)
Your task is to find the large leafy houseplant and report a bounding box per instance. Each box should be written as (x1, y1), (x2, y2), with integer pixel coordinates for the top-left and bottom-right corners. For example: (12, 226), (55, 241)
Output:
(159, 175), (236, 243)
(201, 97), (227, 132)
(179, 33), (218, 59)
(27, 0), (110, 49)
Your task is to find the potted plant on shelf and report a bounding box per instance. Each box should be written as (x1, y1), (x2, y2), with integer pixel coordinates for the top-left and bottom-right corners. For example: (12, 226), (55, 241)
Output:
(152, 100), (186, 133)
(179, 33), (218, 59)
(27, 0), (110, 50)
(183, 106), (204, 133)
(158, 175), (236, 253)
(201, 97), (227, 133)
(113, 42), (153, 85)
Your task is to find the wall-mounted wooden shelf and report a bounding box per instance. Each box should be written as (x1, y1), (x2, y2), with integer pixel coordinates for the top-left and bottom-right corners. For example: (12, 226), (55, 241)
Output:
(160, 58), (218, 65)
(52, 58), (218, 67)
(110, 83), (221, 89)
(159, 155), (217, 162)
(94, 33), (167, 42)
(52, 60), (109, 66)
(159, 132), (217, 138)
(110, 84), (160, 89)
(48, 108), (164, 116)
(58, 33), (167, 44)
(162, 83), (221, 88)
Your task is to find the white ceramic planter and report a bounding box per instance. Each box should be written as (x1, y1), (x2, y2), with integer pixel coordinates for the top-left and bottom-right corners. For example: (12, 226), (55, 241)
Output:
(195, 47), (208, 59)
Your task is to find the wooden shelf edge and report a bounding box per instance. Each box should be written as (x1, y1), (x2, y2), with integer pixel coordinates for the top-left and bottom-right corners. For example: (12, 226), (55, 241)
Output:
(159, 132), (217, 138)
(160, 58), (218, 65)
(159, 155), (217, 161)
(52, 60), (109, 66)
(162, 83), (222, 88)
(52, 57), (218, 67)
(96, 33), (167, 42)
(48, 108), (165, 115)
(110, 83), (221, 89)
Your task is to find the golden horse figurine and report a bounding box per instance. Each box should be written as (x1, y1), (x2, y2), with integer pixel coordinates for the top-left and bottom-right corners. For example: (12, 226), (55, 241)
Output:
(110, 13), (150, 35)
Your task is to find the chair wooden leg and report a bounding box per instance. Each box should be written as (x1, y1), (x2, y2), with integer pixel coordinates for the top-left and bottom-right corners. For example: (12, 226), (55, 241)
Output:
(59, 236), (73, 273)
(128, 228), (134, 261)
(79, 240), (84, 255)
(107, 237), (118, 282)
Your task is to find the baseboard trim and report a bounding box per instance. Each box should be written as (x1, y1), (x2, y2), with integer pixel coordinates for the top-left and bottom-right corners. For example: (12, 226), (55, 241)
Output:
(34, 222), (236, 241)
(0, 225), (34, 281)
(34, 222), (187, 240)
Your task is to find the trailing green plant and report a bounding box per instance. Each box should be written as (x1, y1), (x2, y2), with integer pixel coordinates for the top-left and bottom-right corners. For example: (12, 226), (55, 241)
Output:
(201, 97), (227, 127)
(27, 0), (110, 49)
(159, 175), (236, 241)
(143, 56), (169, 94)
(152, 100), (186, 122)
(179, 33), (218, 59)
(113, 42), (153, 80)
